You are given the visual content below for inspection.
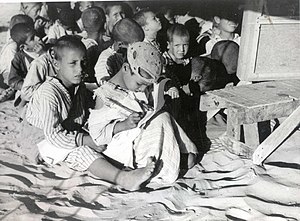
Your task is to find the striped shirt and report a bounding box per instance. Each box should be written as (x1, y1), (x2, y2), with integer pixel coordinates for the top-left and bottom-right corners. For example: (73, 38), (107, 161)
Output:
(94, 46), (115, 84)
(21, 52), (57, 101)
(26, 77), (87, 150)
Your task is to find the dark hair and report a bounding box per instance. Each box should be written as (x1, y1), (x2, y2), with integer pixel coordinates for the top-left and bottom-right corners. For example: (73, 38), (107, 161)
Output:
(58, 8), (77, 28)
(112, 18), (144, 44)
(132, 8), (152, 27)
(191, 56), (229, 92)
(214, 6), (239, 23)
(52, 35), (86, 61)
(81, 6), (106, 33)
(167, 24), (189, 42)
(10, 23), (35, 47)
(9, 14), (34, 30)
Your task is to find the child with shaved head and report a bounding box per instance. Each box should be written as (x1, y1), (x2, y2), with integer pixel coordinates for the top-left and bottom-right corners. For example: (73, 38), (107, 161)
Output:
(22, 36), (156, 191)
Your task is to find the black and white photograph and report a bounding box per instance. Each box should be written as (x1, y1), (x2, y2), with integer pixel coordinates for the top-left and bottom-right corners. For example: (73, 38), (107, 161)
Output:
(0, 0), (299, 220)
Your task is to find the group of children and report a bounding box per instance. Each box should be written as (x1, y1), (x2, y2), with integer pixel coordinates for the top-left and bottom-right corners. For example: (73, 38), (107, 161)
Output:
(0, 2), (242, 191)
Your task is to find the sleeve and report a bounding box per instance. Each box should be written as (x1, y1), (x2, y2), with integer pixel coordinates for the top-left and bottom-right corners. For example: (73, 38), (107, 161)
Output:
(46, 24), (58, 44)
(0, 43), (17, 85)
(88, 97), (122, 145)
(39, 91), (83, 150)
(94, 50), (112, 84)
(21, 59), (47, 101)
(8, 53), (25, 90)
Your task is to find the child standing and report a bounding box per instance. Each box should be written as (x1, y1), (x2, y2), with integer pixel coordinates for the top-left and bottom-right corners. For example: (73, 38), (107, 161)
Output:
(133, 9), (162, 51)
(22, 36), (155, 191)
(89, 42), (198, 186)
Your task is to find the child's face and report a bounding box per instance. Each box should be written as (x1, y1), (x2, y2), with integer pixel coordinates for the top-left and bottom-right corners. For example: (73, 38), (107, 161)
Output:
(218, 18), (238, 33)
(24, 32), (44, 53)
(56, 48), (86, 88)
(107, 5), (125, 33)
(168, 34), (189, 59)
(79, 1), (94, 12)
(125, 67), (152, 92)
(23, 3), (42, 20)
(145, 12), (162, 33)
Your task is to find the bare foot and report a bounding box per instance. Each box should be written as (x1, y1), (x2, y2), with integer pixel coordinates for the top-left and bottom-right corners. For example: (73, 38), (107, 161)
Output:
(116, 157), (155, 191)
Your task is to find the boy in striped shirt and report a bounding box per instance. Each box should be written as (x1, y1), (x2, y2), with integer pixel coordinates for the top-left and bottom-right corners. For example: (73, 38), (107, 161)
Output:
(23, 35), (155, 191)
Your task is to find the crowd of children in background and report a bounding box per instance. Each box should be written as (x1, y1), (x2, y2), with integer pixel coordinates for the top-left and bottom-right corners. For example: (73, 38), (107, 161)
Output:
(0, 1), (243, 191)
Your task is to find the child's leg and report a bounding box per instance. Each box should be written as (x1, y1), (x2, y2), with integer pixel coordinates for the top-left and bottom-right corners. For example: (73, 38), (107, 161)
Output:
(88, 157), (155, 191)
(65, 146), (155, 191)
(134, 112), (198, 184)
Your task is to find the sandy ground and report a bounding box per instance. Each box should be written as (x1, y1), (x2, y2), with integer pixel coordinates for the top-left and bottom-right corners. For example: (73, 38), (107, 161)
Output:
(0, 3), (300, 220)
(0, 99), (299, 220)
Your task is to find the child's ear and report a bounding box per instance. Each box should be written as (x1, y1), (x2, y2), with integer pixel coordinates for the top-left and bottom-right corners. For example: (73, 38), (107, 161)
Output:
(50, 50), (60, 70)
(19, 44), (27, 51)
(213, 16), (221, 24)
(52, 58), (60, 70)
(143, 24), (149, 32)
(167, 41), (170, 50)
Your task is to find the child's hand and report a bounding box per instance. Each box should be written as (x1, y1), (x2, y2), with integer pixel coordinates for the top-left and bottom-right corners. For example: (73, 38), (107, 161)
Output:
(175, 13), (193, 24)
(164, 86), (179, 99)
(123, 113), (142, 129)
(34, 18), (47, 30)
(33, 43), (45, 55)
(93, 145), (107, 153)
(182, 84), (192, 96)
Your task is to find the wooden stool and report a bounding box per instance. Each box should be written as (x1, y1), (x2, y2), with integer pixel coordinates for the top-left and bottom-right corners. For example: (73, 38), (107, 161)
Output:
(200, 80), (300, 158)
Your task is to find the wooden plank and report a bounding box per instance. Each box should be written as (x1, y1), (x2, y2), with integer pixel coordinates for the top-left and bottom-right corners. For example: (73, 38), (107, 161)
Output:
(226, 107), (241, 141)
(219, 135), (254, 159)
(253, 105), (300, 165)
(199, 93), (226, 111)
(207, 80), (298, 108)
(228, 99), (300, 125)
(243, 123), (260, 147)
(209, 88), (260, 108)
(237, 0), (264, 81)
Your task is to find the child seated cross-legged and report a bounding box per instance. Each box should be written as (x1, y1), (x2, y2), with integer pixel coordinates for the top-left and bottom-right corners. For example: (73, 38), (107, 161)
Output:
(22, 36), (155, 191)
(88, 42), (198, 186)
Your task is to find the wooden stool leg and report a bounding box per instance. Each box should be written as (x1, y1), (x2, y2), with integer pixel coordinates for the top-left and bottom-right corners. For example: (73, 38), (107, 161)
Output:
(243, 123), (260, 147)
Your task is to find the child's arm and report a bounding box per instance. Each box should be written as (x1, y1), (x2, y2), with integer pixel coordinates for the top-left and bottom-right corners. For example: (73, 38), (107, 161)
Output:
(113, 113), (142, 135)
(8, 53), (25, 90)
(21, 58), (48, 101)
(89, 95), (142, 146)
(38, 92), (88, 150)
(94, 49), (113, 85)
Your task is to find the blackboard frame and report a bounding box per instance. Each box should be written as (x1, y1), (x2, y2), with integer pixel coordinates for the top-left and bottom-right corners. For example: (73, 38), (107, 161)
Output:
(237, 0), (300, 81)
